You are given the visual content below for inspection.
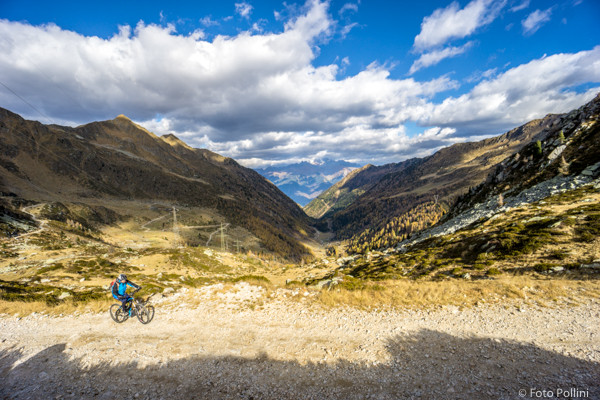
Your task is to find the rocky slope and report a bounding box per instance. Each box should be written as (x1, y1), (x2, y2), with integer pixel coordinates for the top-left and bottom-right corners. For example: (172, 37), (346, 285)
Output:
(404, 92), (600, 247)
(316, 95), (598, 251)
(319, 121), (557, 242)
(0, 108), (312, 260)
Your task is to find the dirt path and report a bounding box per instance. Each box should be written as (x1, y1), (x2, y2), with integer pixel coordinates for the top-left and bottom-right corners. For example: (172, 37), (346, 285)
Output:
(1, 283), (599, 400)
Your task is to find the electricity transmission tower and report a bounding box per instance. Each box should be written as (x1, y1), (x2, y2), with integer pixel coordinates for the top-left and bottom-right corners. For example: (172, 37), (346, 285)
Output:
(172, 206), (182, 247)
(234, 240), (242, 253)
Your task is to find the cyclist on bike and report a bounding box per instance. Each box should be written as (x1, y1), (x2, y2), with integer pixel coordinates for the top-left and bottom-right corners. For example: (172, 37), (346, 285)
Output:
(112, 274), (140, 315)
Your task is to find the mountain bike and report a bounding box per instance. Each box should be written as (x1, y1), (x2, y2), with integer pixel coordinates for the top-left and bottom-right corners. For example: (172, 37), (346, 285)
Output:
(110, 290), (155, 324)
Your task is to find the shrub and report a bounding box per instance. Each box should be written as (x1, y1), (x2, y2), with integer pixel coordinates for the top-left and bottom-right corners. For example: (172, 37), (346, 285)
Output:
(534, 263), (556, 273)
(339, 276), (366, 291)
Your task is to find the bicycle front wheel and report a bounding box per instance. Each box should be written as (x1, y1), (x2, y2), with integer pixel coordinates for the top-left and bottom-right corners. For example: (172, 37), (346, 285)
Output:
(110, 304), (128, 323)
(137, 304), (155, 324)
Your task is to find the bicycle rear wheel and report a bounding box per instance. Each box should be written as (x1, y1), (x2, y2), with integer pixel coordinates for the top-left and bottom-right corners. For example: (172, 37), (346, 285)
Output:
(110, 304), (128, 323)
(136, 304), (155, 324)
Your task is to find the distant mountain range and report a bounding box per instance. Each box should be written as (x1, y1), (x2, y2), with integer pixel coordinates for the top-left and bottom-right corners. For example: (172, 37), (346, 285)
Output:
(255, 159), (360, 206)
(0, 109), (313, 261)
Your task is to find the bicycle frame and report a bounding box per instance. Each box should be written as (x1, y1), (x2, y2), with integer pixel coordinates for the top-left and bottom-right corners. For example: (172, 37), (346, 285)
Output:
(110, 290), (155, 324)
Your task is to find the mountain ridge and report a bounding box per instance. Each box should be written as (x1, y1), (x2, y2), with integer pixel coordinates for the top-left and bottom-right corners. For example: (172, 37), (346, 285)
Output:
(309, 109), (564, 248)
(0, 107), (313, 261)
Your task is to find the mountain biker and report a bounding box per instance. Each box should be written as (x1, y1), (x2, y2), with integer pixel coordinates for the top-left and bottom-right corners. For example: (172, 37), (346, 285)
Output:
(112, 274), (140, 315)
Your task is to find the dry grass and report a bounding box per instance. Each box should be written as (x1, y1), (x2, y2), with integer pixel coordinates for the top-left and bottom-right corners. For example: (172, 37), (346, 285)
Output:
(316, 276), (600, 310)
(0, 297), (114, 316)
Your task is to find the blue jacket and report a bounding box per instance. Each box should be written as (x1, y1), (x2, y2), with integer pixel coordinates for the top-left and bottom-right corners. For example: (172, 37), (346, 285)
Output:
(112, 280), (140, 299)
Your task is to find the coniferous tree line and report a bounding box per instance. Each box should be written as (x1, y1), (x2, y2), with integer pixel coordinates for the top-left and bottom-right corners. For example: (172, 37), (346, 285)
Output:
(347, 201), (448, 254)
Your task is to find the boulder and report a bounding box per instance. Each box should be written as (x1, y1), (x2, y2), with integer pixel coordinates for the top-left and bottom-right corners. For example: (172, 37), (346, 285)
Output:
(547, 145), (566, 162)
(580, 263), (600, 270)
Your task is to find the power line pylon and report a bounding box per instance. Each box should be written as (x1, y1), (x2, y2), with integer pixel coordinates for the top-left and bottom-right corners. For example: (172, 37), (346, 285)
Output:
(173, 206), (181, 247)
(220, 222), (225, 250)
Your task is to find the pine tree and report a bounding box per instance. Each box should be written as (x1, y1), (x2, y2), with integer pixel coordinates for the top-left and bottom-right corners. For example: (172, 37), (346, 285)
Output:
(535, 140), (543, 157)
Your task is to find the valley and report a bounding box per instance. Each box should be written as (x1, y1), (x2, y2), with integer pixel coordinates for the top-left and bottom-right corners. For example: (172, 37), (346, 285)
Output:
(1, 95), (599, 399)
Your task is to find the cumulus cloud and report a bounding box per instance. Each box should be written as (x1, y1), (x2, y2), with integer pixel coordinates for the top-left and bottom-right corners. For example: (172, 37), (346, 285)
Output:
(0, 0), (598, 168)
(419, 47), (600, 134)
(522, 8), (552, 35)
(413, 0), (504, 50)
(410, 42), (474, 74)
(411, 0), (503, 72)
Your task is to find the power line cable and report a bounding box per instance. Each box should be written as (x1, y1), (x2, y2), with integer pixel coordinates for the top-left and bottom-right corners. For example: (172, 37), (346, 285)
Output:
(0, 80), (121, 191)
(0, 80), (54, 125)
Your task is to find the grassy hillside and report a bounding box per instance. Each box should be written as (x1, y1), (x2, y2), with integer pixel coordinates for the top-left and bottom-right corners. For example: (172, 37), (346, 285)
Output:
(307, 183), (600, 285)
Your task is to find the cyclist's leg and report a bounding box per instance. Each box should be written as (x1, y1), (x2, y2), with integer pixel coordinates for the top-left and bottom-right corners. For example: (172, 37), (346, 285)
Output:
(124, 295), (133, 314)
(113, 293), (124, 310)
(117, 295), (129, 311)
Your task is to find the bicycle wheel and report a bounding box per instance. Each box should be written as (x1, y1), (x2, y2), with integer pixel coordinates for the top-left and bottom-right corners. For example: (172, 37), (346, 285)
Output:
(137, 304), (155, 324)
(110, 304), (128, 323)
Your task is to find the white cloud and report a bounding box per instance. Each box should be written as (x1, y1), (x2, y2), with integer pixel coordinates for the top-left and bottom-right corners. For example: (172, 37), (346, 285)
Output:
(0, 1), (598, 168)
(510, 0), (529, 12)
(465, 67), (498, 83)
(413, 0), (504, 50)
(410, 42), (474, 74)
(340, 22), (359, 38)
(411, 0), (503, 72)
(420, 47), (600, 134)
(284, 0), (333, 42)
(339, 3), (359, 15)
(199, 16), (219, 27)
(235, 2), (253, 19)
(522, 8), (552, 35)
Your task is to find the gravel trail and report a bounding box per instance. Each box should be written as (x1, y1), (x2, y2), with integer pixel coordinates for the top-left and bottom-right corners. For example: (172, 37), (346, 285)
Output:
(1, 283), (598, 400)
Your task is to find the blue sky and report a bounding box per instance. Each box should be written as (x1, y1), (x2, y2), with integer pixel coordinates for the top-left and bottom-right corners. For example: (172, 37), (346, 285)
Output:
(1, 0), (599, 167)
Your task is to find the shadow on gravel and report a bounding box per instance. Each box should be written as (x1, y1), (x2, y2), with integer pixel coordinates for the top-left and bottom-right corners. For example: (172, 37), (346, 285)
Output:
(1, 329), (598, 400)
